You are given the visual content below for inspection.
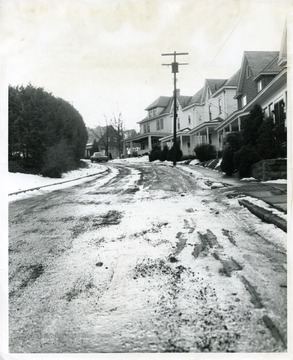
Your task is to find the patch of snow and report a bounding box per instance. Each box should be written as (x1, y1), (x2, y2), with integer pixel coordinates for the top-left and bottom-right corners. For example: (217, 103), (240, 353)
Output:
(112, 155), (149, 164)
(189, 159), (200, 165)
(241, 195), (287, 221)
(211, 182), (225, 189)
(262, 179), (287, 184)
(8, 161), (108, 201)
(241, 177), (258, 182)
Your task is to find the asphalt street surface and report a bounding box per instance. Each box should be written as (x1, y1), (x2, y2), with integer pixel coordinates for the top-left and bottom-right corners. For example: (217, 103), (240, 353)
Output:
(9, 162), (287, 353)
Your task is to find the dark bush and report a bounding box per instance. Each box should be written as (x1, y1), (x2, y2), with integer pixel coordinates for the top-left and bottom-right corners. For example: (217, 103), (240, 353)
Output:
(167, 144), (183, 162)
(220, 132), (242, 176)
(233, 145), (261, 178)
(9, 84), (88, 176)
(160, 145), (169, 161)
(241, 104), (264, 146)
(257, 117), (278, 159)
(41, 141), (76, 178)
(149, 145), (162, 162)
(194, 144), (216, 162)
(220, 147), (234, 176)
(181, 155), (196, 161)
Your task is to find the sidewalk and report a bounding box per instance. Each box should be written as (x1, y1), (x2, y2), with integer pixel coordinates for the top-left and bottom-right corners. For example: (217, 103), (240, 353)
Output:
(185, 165), (287, 232)
(221, 182), (287, 232)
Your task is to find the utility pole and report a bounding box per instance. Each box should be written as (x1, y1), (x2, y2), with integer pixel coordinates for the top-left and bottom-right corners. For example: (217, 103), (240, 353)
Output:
(162, 51), (188, 166)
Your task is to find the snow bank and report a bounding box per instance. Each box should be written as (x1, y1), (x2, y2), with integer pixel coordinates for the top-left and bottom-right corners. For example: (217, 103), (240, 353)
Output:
(8, 161), (107, 197)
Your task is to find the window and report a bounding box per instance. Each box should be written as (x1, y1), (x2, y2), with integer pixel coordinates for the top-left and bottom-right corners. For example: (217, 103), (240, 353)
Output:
(188, 115), (191, 125)
(208, 105), (212, 120)
(177, 118), (180, 130)
(241, 95), (247, 108)
(156, 119), (160, 130)
(257, 80), (263, 92)
(246, 65), (251, 78)
(218, 98), (222, 114)
(156, 118), (164, 130)
(144, 123), (150, 133)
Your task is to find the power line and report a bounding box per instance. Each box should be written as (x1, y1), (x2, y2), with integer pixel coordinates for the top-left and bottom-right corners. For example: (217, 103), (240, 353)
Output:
(195, 15), (243, 82)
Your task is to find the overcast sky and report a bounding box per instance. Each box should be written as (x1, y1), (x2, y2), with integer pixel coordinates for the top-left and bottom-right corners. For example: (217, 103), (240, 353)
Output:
(2, 0), (292, 131)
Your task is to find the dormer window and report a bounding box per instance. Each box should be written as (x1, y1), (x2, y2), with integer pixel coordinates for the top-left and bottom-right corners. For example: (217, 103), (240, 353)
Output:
(246, 65), (251, 79)
(257, 80), (263, 92)
(242, 95), (247, 108)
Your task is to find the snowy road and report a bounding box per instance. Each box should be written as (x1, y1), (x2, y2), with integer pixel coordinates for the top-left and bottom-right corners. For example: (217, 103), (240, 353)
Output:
(9, 162), (287, 352)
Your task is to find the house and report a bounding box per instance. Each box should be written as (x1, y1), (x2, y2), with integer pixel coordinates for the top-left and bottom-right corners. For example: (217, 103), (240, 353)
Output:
(188, 70), (240, 152)
(96, 125), (123, 159)
(216, 29), (287, 150)
(85, 125), (123, 159)
(158, 90), (194, 156)
(159, 72), (239, 156)
(122, 91), (192, 156)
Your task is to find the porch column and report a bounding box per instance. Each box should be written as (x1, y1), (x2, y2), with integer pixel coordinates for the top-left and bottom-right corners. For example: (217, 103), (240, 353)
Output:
(180, 135), (183, 150)
(206, 127), (209, 144)
(122, 141), (127, 157)
(238, 117), (241, 131)
(229, 124), (232, 132)
(130, 141), (133, 157)
(148, 135), (152, 151)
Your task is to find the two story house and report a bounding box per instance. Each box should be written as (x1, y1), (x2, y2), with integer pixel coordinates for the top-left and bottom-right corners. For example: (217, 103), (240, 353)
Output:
(122, 91), (192, 156)
(188, 71), (240, 152)
(216, 41), (287, 150)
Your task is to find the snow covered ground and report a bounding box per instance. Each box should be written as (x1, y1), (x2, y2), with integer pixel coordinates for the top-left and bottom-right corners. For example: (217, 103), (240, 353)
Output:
(3, 156), (289, 357)
(8, 157), (287, 223)
(8, 158), (287, 353)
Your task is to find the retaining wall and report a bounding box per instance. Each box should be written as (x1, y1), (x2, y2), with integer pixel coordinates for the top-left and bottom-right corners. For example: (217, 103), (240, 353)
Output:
(251, 158), (287, 181)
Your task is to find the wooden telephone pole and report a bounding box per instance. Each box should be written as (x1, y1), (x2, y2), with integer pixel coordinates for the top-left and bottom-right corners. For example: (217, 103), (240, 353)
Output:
(162, 51), (188, 166)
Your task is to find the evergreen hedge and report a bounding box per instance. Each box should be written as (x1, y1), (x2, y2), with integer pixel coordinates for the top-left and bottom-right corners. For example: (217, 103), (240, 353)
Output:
(9, 84), (88, 177)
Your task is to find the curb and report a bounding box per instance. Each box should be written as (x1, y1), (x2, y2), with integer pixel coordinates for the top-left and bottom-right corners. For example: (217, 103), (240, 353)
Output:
(9, 168), (109, 196)
(238, 199), (287, 232)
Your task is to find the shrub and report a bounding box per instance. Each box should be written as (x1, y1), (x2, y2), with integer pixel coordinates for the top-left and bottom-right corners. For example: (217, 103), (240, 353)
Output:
(257, 117), (278, 159)
(41, 141), (76, 178)
(167, 144), (183, 162)
(149, 145), (161, 162)
(160, 145), (169, 161)
(241, 104), (264, 146)
(233, 145), (261, 178)
(220, 132), (242, 176)
(194, 144), (216, 162)
(220, 147), (234, 176)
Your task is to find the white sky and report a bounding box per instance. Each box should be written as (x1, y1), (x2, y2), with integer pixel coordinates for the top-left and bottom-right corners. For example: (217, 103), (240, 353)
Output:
(1, 0), (292, 131)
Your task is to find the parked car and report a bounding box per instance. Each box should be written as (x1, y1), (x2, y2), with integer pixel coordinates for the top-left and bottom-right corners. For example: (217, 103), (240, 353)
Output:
(90, 152), (109, 162)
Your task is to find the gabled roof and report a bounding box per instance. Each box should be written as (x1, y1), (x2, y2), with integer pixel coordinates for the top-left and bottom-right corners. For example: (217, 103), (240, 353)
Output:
(206, 79), (227, 95)
(244, 51), (279, 77)
(177, 95), (193, 108)
(145, 96), (170, 111)
(261, 55), (282, 73)
(225, 69), (241, 86)
(236, 51), (280, 95)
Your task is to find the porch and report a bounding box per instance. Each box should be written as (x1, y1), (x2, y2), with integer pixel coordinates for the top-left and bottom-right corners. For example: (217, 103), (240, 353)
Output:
(122, 132), (171, 157)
